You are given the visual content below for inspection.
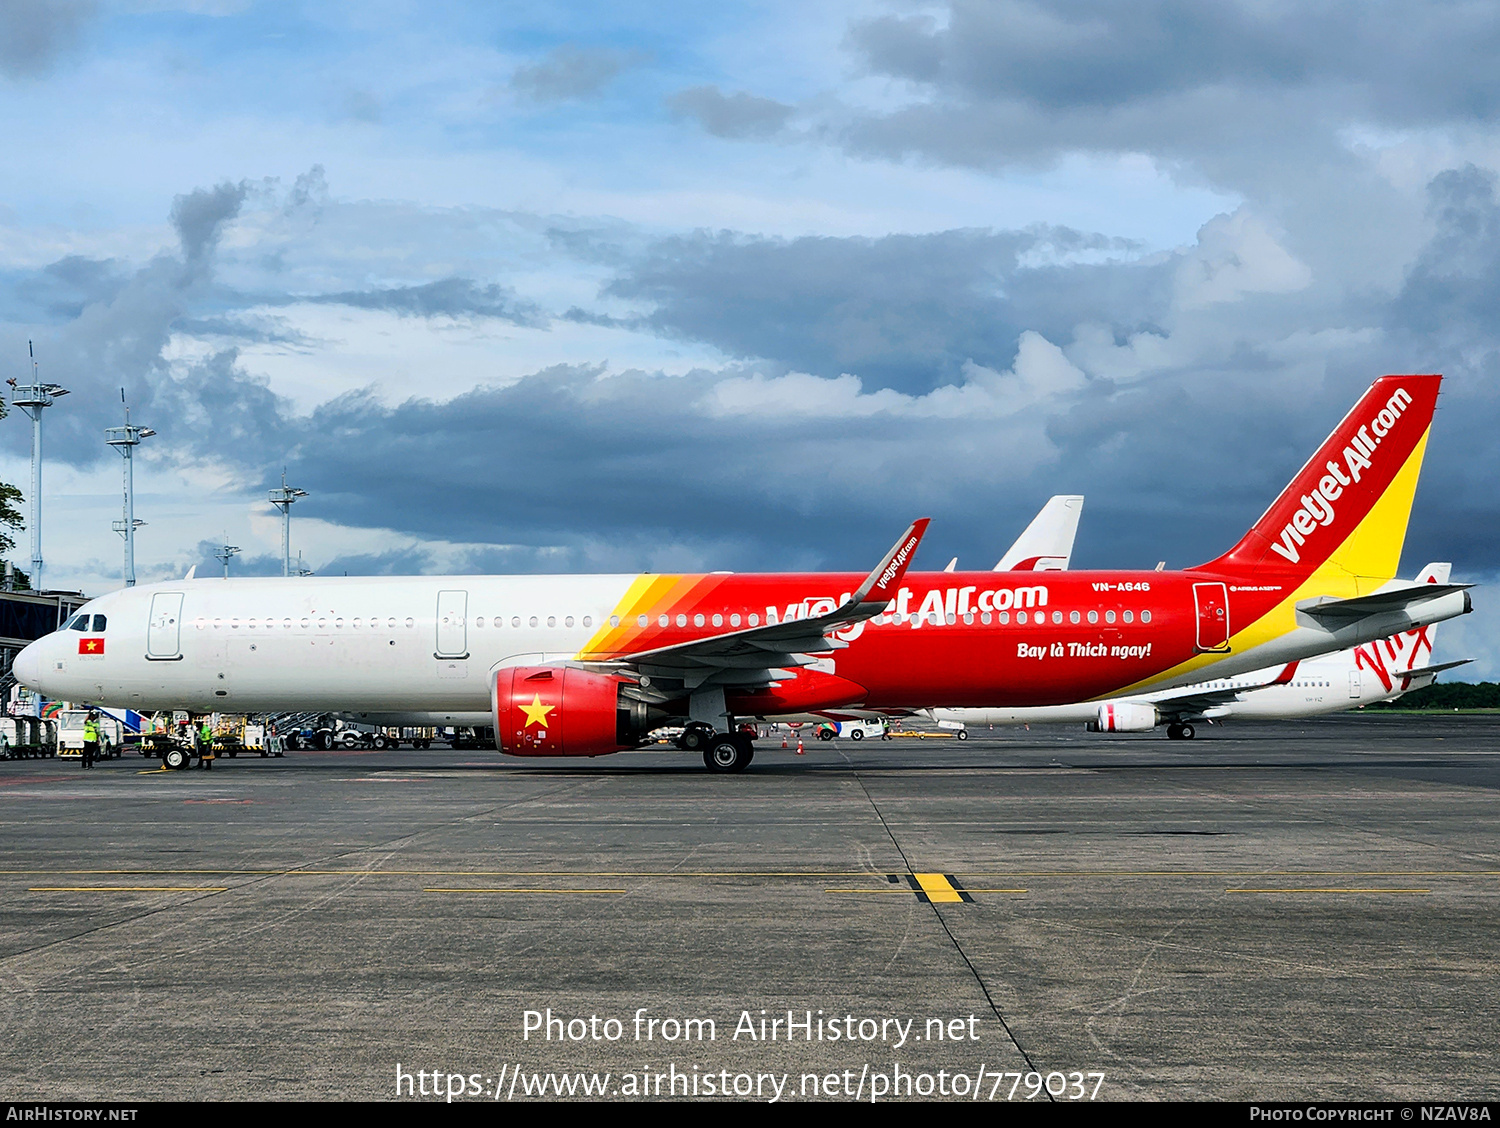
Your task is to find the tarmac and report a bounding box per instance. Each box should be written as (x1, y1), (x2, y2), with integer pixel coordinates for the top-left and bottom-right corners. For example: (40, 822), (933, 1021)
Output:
(1, 713), (1496, 1103)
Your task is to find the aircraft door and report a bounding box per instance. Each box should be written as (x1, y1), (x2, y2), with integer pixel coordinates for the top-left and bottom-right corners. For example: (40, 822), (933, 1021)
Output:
(1193, 582), (1230, 652)
(435, 590), (469, 659)
(146, 592), (184, 660)
(1348, 670), (1362, 699)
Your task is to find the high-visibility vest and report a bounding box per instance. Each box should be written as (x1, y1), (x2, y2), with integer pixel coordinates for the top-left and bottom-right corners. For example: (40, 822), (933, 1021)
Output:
(83, 720), (99, 741)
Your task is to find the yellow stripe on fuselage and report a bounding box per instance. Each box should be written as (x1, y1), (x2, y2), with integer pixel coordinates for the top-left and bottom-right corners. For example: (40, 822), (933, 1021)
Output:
(575, 573), (667, 659)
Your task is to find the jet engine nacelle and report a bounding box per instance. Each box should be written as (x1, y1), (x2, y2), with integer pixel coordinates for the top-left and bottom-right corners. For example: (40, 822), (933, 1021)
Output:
(493, 665), (653, 757)
(1089, 702), (1158, 733)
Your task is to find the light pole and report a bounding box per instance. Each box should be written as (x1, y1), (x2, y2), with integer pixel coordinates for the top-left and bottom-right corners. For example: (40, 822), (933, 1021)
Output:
(8, 343), (69, 591)
(213, 538), (241, 579)
(105, 393), (154, 587)
(268, 471), (308, 578)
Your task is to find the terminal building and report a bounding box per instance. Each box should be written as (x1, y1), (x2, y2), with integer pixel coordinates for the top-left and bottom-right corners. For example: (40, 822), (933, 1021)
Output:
(1, 587), (90, 751)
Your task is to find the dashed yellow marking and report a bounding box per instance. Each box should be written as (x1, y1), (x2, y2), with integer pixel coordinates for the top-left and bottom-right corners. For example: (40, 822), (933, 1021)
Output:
(912, 873), (968, 903)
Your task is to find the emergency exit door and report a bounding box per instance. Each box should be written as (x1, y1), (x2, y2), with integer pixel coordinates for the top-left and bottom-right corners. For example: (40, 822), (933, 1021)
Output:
(146, 592), (184, 660)
(435, 590), (469, 659)
(1193, 582), (1230, 652)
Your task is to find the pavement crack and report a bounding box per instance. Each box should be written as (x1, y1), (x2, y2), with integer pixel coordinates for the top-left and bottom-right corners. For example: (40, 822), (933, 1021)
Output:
(838, 750), (1048, 1095)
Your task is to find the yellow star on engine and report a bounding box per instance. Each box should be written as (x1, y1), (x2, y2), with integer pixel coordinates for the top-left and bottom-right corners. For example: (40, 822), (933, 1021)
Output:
(520, 694), (554, 729)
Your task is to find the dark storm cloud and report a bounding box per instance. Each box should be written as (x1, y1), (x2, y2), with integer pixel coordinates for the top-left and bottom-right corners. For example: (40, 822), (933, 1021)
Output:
(510, 45), (647, 103)
(10, 256), (128, 321)
(0, 181), (251, 466)
(4, 173), (1496, 605)
(607, 227), (1156, 392)
(306, 278), (543, 324)
(839, 1), (1500, 177)
(667, 86), (794, 139)
(1382, 166), (1500, 569)
(171, 182), (248, 275)
(1393, 165), (1500, 342)
(0, 0), (94, 79)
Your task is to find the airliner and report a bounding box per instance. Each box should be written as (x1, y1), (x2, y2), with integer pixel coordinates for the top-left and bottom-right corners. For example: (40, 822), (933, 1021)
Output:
(13, 374), (1471, 771)
(933, 564), (1468, 740)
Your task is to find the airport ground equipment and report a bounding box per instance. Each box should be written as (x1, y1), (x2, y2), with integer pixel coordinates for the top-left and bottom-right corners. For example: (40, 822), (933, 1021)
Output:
(0, 715), (57, 758)
(56, 708), (124, 759)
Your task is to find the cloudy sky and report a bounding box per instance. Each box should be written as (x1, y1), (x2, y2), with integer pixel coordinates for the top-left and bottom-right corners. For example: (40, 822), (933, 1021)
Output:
(0, 0), (1496, 674)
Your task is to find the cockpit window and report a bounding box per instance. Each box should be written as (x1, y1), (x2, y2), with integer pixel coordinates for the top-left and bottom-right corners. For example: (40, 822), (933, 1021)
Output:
(91, 615), (107, 632)
(68, 615), (89, 631)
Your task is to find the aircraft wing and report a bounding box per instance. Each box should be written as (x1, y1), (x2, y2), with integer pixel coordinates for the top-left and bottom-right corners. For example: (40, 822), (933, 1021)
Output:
(593, 519), (929, 691)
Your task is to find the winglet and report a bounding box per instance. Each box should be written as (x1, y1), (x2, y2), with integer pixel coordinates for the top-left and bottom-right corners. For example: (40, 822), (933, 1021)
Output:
(184, 565), (197, 580)
(851, 519), (930, 607)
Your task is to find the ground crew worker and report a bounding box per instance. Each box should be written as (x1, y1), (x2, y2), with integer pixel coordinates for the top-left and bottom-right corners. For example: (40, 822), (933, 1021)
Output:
(199, 719), (214, 770)
(81, 712), (99, 769)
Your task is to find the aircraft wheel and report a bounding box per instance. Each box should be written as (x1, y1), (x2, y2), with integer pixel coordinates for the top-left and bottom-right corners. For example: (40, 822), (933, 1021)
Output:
(703, 737), (752, 773)
(956, 728), (969, 741)
(1179, 723), (1196, 740)
(678, 725), (713, 752)
(850, 728), (864, 741)
(1166, 724), (1182, 740)
(163, 747), (188, 770)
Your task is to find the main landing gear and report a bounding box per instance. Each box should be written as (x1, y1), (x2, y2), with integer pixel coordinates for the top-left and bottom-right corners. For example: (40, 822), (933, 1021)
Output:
(678, 721), (755, 772)
(702, 732), (754, 773)
(1166, 722), (1196, 741)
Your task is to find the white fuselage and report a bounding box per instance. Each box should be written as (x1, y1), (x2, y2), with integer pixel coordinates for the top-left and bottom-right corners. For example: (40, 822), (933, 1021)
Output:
(17, 575), (632, 721)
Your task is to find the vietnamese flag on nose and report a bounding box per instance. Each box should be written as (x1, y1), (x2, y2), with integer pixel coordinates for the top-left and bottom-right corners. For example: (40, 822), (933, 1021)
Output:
(78, 637), (104, 655)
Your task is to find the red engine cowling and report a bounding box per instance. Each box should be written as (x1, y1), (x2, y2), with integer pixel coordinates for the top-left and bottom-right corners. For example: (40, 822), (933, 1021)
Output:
(1089, 702), (1159, 733)
(494, 666), (649, 757)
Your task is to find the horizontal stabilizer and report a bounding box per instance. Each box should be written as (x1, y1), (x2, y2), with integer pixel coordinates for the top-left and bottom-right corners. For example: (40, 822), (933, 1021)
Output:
(1297, 582), (1472, 624)
(1401, 659), (1473, 678)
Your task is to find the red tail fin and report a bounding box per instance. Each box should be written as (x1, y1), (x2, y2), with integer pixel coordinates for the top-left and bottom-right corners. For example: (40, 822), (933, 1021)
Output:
(1201, 375), (1440, 582)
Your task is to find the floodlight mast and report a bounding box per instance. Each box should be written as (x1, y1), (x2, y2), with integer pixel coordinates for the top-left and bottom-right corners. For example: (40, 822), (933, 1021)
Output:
(212, 538), (241, 579)
(268, 470), (308, 578)
(104, 392), (154, 587)
(9, 342), (69, 591)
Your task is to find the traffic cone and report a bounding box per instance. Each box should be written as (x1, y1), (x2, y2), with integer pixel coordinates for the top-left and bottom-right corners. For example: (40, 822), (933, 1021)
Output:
(781, 733), (788, 748)
(796, 738), (804, 755)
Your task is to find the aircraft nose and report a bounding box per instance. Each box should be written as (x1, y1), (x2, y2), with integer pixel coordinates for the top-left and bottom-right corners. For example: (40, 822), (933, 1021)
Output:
(12, 640), (42, 689)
